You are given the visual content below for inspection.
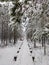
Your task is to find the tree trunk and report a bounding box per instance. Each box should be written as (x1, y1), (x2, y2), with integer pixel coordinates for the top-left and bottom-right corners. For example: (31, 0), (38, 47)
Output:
(39, 37), (41, 43)
(34, 39), (36, 48)
(14, 27), (16, 45)
(44, 36), (46, 55)
(5, 23), (8, 46)
(1, 21), (3, 43)
(5, 39), (7, 46)
(42, 35), (44, 47)
(1, 21), (4, 46)
(48, 38), (49, 45)
(9, 26), (12, 43)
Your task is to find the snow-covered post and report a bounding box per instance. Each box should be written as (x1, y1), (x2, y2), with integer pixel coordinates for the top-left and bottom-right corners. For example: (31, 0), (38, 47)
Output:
(32, 56), (35, 65)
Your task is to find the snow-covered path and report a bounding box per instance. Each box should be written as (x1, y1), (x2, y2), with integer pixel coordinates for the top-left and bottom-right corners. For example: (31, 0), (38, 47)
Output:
(0, 39), (49, 65)
(0, 39), (34, 65)
(16, 39), (33, 65)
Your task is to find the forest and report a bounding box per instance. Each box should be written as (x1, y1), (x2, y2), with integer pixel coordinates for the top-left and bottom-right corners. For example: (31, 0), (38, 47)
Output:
(0, 0), (49, 65)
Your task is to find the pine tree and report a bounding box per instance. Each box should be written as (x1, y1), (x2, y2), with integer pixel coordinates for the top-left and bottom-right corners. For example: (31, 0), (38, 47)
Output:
(10, 0), (23, 44)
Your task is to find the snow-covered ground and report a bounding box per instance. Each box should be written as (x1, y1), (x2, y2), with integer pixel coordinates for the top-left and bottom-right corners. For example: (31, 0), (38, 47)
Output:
(0, 39), (49, 65)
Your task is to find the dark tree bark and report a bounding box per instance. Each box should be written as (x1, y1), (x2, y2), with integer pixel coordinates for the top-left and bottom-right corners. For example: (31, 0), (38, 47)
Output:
(42, 35), (44, 47)
(14, 26), (16, 45)
(44, 36), (46, 55)
(1, 21), (3, 44)
(34, 39), (36, 48)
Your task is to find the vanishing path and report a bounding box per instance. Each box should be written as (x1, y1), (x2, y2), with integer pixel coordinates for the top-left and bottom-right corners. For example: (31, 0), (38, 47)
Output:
(0, 39), (34, 65)
(16, 39), (33, 65)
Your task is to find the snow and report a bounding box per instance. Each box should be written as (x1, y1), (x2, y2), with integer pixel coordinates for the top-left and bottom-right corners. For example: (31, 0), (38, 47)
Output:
(16, 39), (33, 65)
(44, 27), (49, 32)
(0, 40), (23, 65)
(8, 21), (14, 26)
(0, 39), (49, 65)
(0, 1), (49, 65)
(19, 0), (22, 2)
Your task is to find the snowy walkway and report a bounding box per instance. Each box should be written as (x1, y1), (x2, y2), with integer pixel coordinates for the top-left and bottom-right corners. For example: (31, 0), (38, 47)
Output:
(0, 39), (49, 65)
(16, 39), (33, 65)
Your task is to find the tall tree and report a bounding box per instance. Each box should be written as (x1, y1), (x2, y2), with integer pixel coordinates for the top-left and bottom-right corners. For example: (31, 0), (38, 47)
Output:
(10, 0), (23, 44)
